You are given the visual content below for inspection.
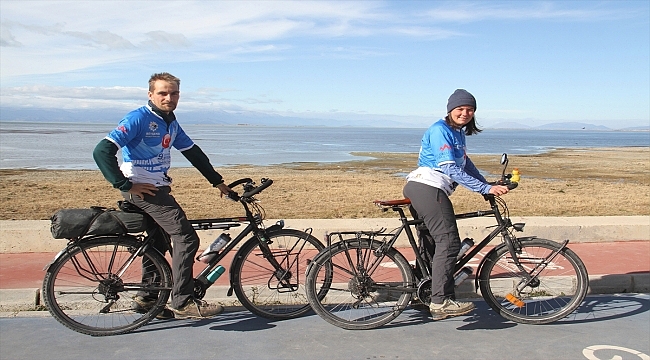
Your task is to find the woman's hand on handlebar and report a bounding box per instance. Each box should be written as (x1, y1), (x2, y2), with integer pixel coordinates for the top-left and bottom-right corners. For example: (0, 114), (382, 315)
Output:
(489, 184), (509, 196)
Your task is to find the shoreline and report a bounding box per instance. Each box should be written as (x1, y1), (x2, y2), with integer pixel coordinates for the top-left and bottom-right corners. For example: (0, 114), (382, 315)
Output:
(1, 147), (648, 220)
(1, 145), (648, 172)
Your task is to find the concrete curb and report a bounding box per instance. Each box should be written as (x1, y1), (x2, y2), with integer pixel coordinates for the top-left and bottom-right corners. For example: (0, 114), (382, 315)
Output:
(2, 273), (648, 318)
(1, 216), (649, 253)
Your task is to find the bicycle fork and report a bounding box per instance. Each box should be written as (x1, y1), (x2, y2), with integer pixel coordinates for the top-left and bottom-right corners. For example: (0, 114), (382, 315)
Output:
(502, 238), (570, 306)
(263, 228), (315, 293)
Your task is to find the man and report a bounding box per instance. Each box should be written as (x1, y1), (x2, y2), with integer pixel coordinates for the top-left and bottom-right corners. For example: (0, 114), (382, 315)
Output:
(93, 72), (232, 319)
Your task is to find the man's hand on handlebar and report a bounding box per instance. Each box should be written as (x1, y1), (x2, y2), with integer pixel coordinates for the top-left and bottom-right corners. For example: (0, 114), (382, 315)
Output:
(215, 183), (237, 201)
(489, 184), (510, 196)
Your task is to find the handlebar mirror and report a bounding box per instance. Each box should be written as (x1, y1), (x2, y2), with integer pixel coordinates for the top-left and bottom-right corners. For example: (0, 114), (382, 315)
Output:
(500, 153), (509, 181)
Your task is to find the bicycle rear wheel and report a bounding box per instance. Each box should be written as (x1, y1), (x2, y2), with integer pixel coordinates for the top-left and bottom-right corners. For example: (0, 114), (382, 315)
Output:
(231, 229), (326, 320)
(305, 238), (414, 330)
(478, 238), (588, 324)
(42, 236), (172, 336)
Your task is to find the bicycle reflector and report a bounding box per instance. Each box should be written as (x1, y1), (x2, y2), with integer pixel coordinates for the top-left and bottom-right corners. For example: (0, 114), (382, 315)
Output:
(505, 293), (525, 308)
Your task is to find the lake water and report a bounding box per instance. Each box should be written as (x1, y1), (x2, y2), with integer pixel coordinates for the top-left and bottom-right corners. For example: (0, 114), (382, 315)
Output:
(1, 121), (648, 170)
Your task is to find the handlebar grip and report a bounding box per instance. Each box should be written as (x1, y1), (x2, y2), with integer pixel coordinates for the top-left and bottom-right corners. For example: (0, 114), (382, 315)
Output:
(489, 180), (518, 190)
(242, 178), (273, 198)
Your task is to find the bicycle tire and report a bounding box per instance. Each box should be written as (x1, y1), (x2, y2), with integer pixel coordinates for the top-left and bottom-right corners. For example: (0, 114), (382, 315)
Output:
(42, 236), (172, 336)
(231, 229), (327, 320)
(305, 238), (414, 330)
(478, 238), (588, 324)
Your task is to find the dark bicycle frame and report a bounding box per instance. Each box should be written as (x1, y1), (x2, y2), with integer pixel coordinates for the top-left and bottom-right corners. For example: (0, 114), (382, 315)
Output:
(325, 187), (568, 298)
(49, 178), (313, 300)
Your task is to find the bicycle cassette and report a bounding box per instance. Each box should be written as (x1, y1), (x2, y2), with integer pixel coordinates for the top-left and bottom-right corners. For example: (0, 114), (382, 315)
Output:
(416, 278), (432, 305)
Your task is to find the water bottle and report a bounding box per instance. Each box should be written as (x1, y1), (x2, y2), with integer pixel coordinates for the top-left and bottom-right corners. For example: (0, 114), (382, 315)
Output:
(511, 168), (520, 183)
(205, 265), (226, 284)
(198, 233), (231, 264)
(454, 267), (473, 287)
(456, 238), (474, 260)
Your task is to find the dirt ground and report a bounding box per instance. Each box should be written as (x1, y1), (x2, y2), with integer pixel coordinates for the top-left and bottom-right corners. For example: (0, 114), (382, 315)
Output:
(0, 147), (648, 220)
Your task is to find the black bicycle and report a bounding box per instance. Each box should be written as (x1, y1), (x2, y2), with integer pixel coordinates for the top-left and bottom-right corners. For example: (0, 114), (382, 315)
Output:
(304, 154), (589, 330)
(42, 178), (327, 336)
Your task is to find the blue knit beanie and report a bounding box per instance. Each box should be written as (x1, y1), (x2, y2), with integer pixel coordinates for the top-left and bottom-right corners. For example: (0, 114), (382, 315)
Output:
(446, 89), (476, 113)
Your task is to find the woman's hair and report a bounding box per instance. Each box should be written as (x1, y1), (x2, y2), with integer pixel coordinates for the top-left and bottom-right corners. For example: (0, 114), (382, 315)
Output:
(445, 115), (483, 136)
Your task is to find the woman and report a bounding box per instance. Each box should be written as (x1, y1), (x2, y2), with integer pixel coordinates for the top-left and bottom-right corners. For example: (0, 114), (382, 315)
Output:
(403, 89), (509, 321)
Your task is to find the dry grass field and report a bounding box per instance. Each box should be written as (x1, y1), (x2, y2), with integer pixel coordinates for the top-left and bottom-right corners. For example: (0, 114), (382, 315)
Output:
(0, 147), (648, 220)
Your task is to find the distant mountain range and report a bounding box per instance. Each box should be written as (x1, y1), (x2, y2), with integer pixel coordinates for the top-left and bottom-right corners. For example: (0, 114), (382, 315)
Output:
(487, 121), (649, 131)
(0, 107), (399, 127)
(0, 106), (648, 131)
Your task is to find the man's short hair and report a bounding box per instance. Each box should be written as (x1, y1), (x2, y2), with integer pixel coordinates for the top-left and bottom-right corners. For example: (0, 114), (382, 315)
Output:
(149, 73), (181, 92)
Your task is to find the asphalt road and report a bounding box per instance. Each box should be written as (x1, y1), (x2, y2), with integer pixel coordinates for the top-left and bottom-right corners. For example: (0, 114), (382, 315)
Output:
(1, 294), (648, 360)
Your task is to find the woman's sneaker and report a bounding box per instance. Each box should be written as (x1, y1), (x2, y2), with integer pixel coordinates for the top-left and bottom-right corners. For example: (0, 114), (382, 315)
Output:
(170, 299), (224, 319)
(429, 299), (475, 320)
(131, 296), (175, 320)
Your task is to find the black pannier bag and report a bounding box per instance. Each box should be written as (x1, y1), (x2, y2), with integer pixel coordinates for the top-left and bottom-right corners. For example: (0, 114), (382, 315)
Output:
(50, 207), (148, 239)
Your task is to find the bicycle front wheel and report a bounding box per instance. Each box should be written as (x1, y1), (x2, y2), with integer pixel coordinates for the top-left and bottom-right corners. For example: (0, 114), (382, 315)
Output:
(231, 229), (326, 320)
(305, 238), (414, 330)
(478, 238), (588, 324)
(42, 236), (172, 336)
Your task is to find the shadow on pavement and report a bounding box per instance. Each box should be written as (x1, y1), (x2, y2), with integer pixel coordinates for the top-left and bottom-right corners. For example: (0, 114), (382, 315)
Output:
(381, 294), (649, 331)
(558, 294), (649, 325)
(127, 295), (648, 335)
(128, 310), (279, 335)
(457, 295), (649, 330)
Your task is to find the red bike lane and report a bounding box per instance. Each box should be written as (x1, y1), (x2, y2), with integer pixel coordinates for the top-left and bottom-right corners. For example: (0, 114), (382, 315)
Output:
(1, 241), (648, 290)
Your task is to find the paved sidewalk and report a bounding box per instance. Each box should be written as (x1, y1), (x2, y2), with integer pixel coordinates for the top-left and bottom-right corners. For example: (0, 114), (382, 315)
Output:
(1, 240), (648, 316)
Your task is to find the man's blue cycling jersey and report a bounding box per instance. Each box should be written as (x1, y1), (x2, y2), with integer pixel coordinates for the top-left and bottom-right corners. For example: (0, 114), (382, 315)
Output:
(104, 105), (194, 186)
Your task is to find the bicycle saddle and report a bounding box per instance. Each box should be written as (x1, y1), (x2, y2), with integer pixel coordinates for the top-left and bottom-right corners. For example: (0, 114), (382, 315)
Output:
(118, 200), (146, 214)
(373, 198), (411, 207)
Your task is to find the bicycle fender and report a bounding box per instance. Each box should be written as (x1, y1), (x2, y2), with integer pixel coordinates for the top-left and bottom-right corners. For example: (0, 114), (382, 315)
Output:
(43, 234), (146, 272)
(264, 221), (285, 233)
(43, 247), (70, 271)
(227, 237), (257, 290)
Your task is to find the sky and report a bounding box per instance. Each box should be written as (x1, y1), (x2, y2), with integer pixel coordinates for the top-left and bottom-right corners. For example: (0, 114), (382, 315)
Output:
(1, 0), (649, 129)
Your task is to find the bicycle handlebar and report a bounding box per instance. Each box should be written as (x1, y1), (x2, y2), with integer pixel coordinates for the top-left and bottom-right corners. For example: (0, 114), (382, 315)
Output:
(227, 178), (253, 189)
(225, 177), (274, 201)
(242, 178), (273, 198)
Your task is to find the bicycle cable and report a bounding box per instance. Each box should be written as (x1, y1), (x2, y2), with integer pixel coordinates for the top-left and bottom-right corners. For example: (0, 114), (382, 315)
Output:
(495, 195), (509, 220)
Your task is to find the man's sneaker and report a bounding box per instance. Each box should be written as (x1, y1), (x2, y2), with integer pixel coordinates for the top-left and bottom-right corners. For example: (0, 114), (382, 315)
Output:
(429, 299), (475, 321)
(132, 296), (175, 320)
(170, 299), (224, 319)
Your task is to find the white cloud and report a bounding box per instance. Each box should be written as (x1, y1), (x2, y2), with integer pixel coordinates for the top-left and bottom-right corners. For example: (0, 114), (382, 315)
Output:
(0, 1), (646, 126)
(65, 30), (136, 50)
(142, 31), (191, 49)
(422, 2), (631, 22)
(0, 85), (145, 109)
(2, 1), (635, 78)
(0, 84), (284, 111)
